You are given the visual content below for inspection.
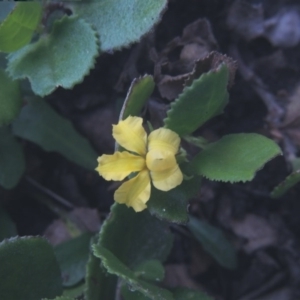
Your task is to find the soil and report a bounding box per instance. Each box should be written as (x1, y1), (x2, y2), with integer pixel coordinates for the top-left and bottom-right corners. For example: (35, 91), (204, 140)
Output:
(4, 0), (300, 299)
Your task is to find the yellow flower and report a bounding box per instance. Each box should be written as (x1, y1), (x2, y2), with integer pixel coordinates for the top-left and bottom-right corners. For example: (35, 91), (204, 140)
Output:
(96, 116), (183, 212)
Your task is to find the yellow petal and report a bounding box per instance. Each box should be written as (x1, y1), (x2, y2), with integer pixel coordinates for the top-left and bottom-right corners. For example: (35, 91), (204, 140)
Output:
(146, 149), (177, 172)
(148, 128), (180, 155)
(150, 164), (183, 191)
(96, 151), (145, 181)
(114, 170), (151, 212)
(113, 116), (147, 155)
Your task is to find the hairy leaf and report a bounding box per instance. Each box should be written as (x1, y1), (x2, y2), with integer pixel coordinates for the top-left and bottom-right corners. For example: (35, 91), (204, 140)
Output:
(120, 75), (155, 120)
(12, 98), (98, 170)
(0, 69), (21, 126)
(7, 16), (99, 96)
(94, 246), (174, 300)
(0, 236), (62, 300)
(98, 203), (173, 268)
(164, 65), (229, 136)
(85, 251), (117, 300)
(0, 128), (25, 189)
(188, 216), (237, 269)
(54, 233), (92, 287)
(0, 2), (42, 52)
(191, 133), (281, 182)
(148, 176), (201, 224)
(71, 0), (167, 51)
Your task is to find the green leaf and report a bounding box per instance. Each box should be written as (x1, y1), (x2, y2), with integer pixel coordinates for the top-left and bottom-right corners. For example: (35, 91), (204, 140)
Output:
(94, 246), (174, 300)
(0, 68), (22, 126)
(148, 176), (201, 224)
(271, 170), (300, 198)
(7, 16), (99, 96)
(121, 285), (150, 300)
(85, 251), (117, 300)
(164, 65), (229, 136)
(62, 283), (85, 298)
(0, 2), (42, 52)
(188, 216), (237, 269)
(0, 127), (25, 189)
(98, 203), (173, 268)
(54, 233), (92, 287)
(43, 297), (73, 300)
(120, 75), (155, 120)
(0, 206), (17, 241)
(190, 133), (282, 182)
(134, 259), (165, 282)
(173, 288), (213, 300)
(12, 98), (98, 170)
(0, 236), (63, 300)
(71, 0), (167, 51)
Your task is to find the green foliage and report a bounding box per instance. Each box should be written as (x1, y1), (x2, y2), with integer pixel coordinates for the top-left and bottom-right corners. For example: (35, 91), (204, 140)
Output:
(0, 236), (63, 300)
(164, 65), (229, 136)
(7, 16), (99, 96)
(148, 176), (201, 224)
(0, 2), (42, 53)
(12, 98), (98, 170)
(120, 75), (155, 120)
(0, 207), (17, 241)
(271, 170), (300, 198)
(0, 128), (25, 189)
(98, 204), (173, 268)
(134, 259), (165, 282)
(85, 251), (117, 300)
(173, 288), (213, 300)
(0, 2), (15, 22)
(71, 0), (167, 51)
(43, 297), (73, 300)
(94, 246), (174, 300)
(0, 68), (21, 126)
(190, 133), (281, 182)
(188, 216), (237, 269)
(54, 233), (92, 287)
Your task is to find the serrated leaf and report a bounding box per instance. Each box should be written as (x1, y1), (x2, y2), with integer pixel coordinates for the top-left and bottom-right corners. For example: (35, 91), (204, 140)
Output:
(71, 0), (167, 51)
(0, 127), (25, 189)
(271, 170), (300, 198)
(12, 98), (98, 170)
(85, 251), (117, 300)
(148, 176), (201, 224)
(121, 285), (150, 300)
(134, 259), (165, 282)
(188, 216), (237, 269)
(54, 233), (92, 287)
(7, 16), (99, 96)
(0, 68), (22, 126)
(164, 65), (229, 136)
(0, 206), (17, 241)
(120, 75), (155, 120)
(190, 133), (281, 182)
(99, 203), (173, 268)
(0, 236), (63, 300)
(94, 246), (174, 300)
(0, 2), (42, 52)
(173, 288), (214, 300)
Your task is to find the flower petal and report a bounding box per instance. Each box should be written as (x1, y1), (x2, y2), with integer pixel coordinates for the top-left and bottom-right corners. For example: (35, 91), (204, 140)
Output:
(114, 170), (151, 212)
(96, 151), (145, 181)
(148, 128), (180, 155)
(150, 164), (183, 191)
(146, 149), (177, 172)
(113, 116), (147, 155)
